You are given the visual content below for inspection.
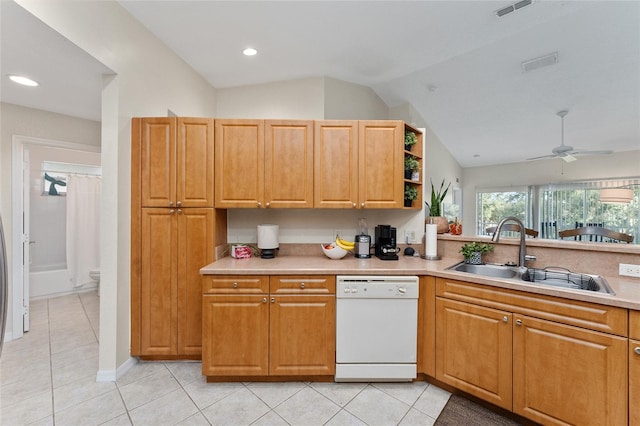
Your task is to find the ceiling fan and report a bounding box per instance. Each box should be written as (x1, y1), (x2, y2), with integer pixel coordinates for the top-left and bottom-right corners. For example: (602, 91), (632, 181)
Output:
(527, 110), (613, 162)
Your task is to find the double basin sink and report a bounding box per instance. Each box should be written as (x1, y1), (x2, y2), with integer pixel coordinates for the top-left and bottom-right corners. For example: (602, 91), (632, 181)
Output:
(446, 262), (615, 295)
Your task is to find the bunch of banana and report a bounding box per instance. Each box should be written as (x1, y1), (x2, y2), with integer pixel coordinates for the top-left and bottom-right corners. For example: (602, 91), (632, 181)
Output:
(335, 235), (355, 251)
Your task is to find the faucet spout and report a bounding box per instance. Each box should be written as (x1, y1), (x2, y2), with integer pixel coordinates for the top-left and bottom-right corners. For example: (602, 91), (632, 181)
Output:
(491, 216), (527, 266)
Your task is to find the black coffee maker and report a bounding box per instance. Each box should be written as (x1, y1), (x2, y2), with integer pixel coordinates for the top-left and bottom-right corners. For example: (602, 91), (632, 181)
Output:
(375, 225), (399, 260)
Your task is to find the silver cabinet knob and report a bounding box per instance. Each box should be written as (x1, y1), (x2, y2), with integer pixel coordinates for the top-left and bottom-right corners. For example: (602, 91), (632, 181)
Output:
(168, 201), (174, 206)
(361, 202), (365, 207)
(176, 209), (182, 214)
(176, 201), (182, 207)
(352, 203), (356, 208)
(232, 282), (238, 288)
(503, 316), (508, 323)
(515, 319), (523, 326)
(257, 202), (262, 207)
(262, 297), (267, 303)
(169, 209), (175, 215)
(271, 297), (275, 303)
(300, 283), (305, 289)
(635, 347), (640, 355)
(266, 202), (270, 208)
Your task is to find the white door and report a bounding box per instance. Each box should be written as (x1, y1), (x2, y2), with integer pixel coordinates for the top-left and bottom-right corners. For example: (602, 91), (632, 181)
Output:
(22, 147), (30, 332)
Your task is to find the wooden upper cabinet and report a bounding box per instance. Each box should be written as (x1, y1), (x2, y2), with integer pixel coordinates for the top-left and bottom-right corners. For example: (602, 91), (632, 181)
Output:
(177, 118), (214, 207)
(314, 121), (358, 208)
(265, 120), (314, 208)
(214, 119), (264, 208)
(137, 117), (214, 208)
(139, 118), (175, 208)
(358, 120), (404, 208)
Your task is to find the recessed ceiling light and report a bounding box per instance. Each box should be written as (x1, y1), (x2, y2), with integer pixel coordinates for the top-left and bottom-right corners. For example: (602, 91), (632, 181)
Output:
(242, 47), (257, 56)
(8, 74), (39, 87)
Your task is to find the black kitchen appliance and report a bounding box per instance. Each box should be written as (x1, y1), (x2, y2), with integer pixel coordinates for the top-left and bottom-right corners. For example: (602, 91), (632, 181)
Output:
(375, 225), (399, 260)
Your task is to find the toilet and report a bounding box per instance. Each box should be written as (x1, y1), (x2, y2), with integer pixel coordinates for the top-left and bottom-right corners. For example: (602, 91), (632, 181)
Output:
(89, 268), (100, 296)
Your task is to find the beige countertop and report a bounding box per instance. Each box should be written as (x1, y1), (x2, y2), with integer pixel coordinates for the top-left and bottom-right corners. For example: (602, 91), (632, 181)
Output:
(200, 254), (640, 310)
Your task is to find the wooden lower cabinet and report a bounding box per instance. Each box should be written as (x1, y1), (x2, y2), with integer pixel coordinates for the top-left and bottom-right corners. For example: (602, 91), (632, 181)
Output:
(133, 207), (218, 357)
(202, 275), (335, 377)
(630, 339), (640, 426)
(435, 277), (630, 425)
(435, 298), (513, 409)
(417, 276), (436, 377)
(202, 294), (269, 376)
(513, 315), (627, 426)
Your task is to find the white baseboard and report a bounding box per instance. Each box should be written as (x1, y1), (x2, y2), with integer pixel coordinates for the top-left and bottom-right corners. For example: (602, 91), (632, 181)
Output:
(96, 356), (137, 382)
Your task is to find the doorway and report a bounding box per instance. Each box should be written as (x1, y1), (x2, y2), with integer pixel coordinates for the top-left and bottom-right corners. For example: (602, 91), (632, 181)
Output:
(11, 135), (101, 338)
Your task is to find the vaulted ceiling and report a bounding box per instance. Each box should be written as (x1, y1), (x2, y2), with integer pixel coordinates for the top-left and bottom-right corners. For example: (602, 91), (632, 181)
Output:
(2, 1), (638, 167)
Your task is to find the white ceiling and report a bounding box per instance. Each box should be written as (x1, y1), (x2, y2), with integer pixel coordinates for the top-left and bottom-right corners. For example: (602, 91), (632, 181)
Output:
(2, 1), (639, 167)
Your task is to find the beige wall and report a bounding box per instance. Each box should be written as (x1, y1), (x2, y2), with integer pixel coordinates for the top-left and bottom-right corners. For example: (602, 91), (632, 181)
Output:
(16, 0), (217, 379)
(461, 150), (640, 234)
(0, 102), (101, 338)
(324, 77), (389, 120)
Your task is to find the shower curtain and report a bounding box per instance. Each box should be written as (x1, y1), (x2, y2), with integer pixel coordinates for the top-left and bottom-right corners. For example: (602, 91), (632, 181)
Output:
(66, 175), (101, 288)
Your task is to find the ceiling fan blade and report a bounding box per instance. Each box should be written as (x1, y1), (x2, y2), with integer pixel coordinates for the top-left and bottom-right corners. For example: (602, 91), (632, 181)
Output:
(527, 154), (557, 161)
(570, 149), (613, 156)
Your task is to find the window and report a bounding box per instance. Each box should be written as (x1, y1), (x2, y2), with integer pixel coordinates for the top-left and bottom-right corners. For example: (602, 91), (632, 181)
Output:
(476, 179), (639, 243)
(476, 187), (531, 236)
(41, 161), (101, 196)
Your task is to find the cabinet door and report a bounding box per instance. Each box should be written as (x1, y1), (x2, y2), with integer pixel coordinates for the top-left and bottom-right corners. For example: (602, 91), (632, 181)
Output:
(177, 118), (214, 207)
(269, 295), (335, 376)
(176, 208), (214, 356)
(513, 315), (627, 426)
(138, 208), (177, 356)
(436, 298), (513, 409)
(358, 120), (403, 208)
(202, 295), (269, 376)
(314, 121), (358, 208)
(139, 118), (176, 208)
(418, 276), (436, 377)
(631, 340), (640, 426)
(265, 120), (314, 208)
(214, 119), (264, 208)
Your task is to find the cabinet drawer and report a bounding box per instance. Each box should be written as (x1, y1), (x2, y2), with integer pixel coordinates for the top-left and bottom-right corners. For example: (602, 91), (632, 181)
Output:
(203, 275), (268, 294)
(270, 275), (335, 294)
(436, 278), (627, 336)
(631, 310), (640, 340)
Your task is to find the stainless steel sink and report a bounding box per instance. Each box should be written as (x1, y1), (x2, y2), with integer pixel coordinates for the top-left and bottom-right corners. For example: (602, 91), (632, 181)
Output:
(446, 262), (614, 295)
(446, 262), (526, 279)
(521, 267), (615, 295)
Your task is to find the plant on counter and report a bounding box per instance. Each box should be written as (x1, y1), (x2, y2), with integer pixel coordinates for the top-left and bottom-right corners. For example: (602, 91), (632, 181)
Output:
(404, 131), (417, 150)
(460, 242), (494, 264)
(425, 178), (451, 217)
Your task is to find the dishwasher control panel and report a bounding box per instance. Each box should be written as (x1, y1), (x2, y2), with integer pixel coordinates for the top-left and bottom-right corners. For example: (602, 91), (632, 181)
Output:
(336, 275), (419, 299)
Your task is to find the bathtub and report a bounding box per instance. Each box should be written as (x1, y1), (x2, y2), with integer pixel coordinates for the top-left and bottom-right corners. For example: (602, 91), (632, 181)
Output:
(30, 268), (97, 299)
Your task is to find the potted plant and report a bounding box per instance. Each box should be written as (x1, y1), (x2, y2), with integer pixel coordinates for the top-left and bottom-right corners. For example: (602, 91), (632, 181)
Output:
(404, 185), (418, 207)
(460, 242), (494, 264)
(404, 130), (417, 151)
(425, 178), (451, 233)
(404, 156), (420, 180)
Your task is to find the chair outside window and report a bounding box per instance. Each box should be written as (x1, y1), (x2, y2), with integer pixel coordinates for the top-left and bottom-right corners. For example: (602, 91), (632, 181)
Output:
(540, 221), (557, 239)
(486, 224), (539, 238)
(558, 226), (633, 243)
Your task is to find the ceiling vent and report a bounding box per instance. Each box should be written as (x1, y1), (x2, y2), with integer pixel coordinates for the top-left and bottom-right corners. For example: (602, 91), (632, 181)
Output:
(521, 52), (559, 73)
(496, 0), (533, 17)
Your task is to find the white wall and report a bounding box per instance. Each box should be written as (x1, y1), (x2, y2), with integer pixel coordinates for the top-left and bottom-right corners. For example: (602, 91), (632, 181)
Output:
(0, 102), (101, 338)
(461, 150), (640, 234)
(216, 77), (325, 119)
(15, 0), (217, 379)
(324, 77), (389, 120)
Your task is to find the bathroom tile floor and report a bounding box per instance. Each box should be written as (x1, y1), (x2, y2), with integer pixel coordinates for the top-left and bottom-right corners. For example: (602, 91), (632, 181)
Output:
(0, 291), (452, 425)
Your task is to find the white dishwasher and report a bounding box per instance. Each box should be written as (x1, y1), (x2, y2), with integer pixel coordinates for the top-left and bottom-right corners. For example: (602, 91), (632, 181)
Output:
(335, 275), (419, 382)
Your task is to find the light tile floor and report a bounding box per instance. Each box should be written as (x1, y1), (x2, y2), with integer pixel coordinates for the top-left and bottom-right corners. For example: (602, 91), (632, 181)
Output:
(0, 291), (452, 425)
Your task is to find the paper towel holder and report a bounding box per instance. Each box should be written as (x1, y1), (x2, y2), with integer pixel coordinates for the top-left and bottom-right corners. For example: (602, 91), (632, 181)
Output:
(421, 222), (441, 260)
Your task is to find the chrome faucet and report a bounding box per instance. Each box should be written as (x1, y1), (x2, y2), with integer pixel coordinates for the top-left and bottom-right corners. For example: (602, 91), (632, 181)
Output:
(491, 216), (536, 267)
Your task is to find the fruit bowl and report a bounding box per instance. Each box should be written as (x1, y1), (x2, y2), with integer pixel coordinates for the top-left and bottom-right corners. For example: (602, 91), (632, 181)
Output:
(321, 243), (348, 259)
